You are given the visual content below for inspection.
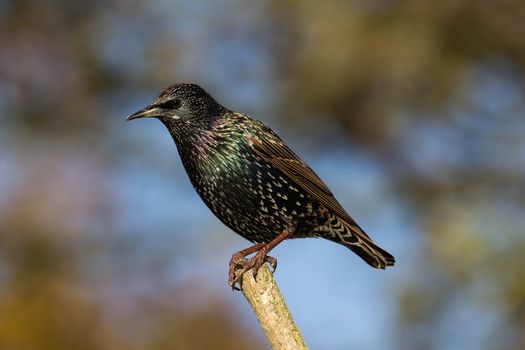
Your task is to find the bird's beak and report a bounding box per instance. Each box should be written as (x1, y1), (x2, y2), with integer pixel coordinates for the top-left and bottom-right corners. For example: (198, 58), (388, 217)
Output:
(125, 107), (161, 121)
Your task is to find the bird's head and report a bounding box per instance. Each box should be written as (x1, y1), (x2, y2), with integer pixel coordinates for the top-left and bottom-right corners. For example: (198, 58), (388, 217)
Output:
(126, 83), (227, 128)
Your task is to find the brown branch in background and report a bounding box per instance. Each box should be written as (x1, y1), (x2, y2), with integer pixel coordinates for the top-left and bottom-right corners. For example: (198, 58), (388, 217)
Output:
(240, 265), (308, 350)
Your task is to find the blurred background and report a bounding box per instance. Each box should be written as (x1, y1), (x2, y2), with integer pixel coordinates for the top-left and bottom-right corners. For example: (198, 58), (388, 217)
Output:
(1, 0), (525, 349)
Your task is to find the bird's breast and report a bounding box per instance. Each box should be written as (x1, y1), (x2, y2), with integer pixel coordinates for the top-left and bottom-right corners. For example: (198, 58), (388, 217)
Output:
(180, 144), (313, 242)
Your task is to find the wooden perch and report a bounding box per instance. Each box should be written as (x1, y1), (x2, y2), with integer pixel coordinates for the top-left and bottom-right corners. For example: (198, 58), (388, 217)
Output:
(240, 265), (308, 350)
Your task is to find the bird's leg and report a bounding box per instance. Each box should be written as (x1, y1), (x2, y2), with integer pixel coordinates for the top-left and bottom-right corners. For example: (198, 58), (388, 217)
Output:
(229, 230), (291, 290)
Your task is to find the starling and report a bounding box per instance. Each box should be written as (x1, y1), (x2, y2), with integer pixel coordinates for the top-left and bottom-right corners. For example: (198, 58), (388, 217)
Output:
(126, 83), (395, 289)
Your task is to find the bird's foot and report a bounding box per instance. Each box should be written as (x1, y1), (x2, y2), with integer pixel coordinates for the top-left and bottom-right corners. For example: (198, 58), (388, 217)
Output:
(228, 249), (277, 291)
(265, 255), (278, 273)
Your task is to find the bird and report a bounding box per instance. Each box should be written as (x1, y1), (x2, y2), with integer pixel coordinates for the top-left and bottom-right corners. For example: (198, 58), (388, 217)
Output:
(126, 83), (395, 289)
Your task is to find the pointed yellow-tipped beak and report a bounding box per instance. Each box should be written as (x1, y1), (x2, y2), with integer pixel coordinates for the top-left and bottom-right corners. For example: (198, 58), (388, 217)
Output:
(125, 107), (161, 121)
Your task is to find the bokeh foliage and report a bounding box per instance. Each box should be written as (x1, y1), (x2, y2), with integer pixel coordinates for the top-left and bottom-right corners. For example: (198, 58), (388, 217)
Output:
(1, 0), (524, 349)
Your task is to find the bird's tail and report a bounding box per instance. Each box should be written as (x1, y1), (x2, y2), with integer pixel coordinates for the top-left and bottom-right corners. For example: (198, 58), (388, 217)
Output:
(328, 216), (395, 269)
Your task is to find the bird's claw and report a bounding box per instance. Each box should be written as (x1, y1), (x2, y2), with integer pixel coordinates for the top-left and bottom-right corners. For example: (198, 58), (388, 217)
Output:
(228, 254), (247, 291)
(265, 256), (277, 273)
(228, 252), (277, 291)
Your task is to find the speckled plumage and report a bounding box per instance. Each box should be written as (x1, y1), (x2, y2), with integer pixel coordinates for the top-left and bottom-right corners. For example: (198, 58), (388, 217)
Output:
(127, 83), (395, 288)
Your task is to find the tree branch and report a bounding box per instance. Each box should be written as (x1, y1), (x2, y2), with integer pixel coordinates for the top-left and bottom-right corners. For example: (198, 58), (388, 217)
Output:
(240, 265), (308, 350)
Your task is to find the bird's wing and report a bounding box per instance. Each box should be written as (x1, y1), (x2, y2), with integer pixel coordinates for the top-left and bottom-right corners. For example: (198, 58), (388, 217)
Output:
(246, 127), (372, 240)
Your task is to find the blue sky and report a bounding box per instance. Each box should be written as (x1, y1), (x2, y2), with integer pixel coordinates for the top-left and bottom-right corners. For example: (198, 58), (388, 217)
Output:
(2, 0), (524, 348)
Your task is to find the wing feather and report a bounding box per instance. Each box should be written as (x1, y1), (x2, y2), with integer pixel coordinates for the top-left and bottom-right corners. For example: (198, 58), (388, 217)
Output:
(242, 120), (394, 268)
(247, 131), (373, 241)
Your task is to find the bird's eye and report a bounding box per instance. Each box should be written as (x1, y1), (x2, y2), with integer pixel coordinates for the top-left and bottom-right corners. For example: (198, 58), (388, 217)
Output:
(161, 99), (181, 109)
